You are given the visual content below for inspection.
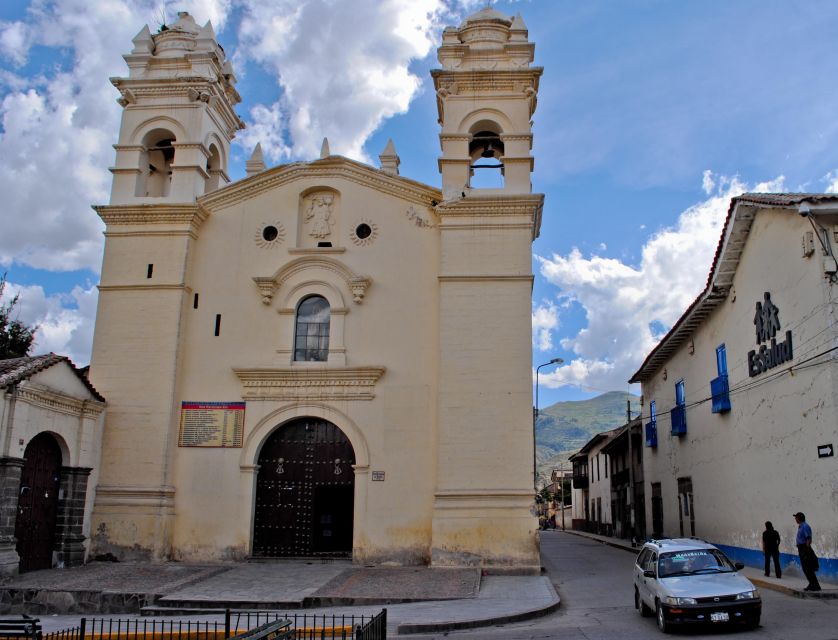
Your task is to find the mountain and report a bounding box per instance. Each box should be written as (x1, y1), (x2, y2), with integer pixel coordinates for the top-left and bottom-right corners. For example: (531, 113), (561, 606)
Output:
(536, 391), (639, 485)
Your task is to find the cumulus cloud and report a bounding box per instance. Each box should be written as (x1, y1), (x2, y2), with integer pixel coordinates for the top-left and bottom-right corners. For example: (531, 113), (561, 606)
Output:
(532, 301), (559, 351)
(235, 0), (452, 161)
(5, 280), (98, 366)
(536, 172), (787, 392)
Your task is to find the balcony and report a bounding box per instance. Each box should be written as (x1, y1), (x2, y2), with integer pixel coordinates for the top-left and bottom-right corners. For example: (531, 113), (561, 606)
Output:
(572, 475), (589, 489)
(645, 421), (657, 447)
(612, 468), (629, 486)
(710, 374), (731, 413)
(671, 405), (687, 436)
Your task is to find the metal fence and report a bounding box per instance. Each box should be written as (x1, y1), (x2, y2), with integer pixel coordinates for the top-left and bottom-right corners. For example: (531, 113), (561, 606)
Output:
(39, 609), (387, 640)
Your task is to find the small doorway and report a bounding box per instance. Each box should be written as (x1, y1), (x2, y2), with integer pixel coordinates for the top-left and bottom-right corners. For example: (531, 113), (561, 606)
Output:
(253, 418), (355, 557)
(16, 433), (62, 572)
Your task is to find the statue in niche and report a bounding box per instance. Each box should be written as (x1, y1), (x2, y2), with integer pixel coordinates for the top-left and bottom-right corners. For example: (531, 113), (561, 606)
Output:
(305, 194), (335, 238)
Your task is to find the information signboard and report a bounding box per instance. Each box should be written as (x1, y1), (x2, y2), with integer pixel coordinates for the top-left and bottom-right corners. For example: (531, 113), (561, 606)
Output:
(178, 401), (245, 448)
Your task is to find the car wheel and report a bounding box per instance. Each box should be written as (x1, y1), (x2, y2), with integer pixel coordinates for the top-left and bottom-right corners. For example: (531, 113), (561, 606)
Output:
(635, 587), (651, 617)
(656, 601), (670, 634)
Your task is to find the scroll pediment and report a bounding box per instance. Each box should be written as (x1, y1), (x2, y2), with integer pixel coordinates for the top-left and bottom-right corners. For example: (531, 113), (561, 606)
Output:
(253, 255), (371, 305)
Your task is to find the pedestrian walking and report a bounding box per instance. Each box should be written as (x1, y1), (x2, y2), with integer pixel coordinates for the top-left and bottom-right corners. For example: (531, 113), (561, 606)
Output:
(794, 512), (821, 591)
(762, 521), (781, 578)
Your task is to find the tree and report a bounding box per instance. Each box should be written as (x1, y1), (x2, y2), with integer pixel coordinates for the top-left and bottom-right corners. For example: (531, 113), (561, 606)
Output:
(0, 274), (37, 359)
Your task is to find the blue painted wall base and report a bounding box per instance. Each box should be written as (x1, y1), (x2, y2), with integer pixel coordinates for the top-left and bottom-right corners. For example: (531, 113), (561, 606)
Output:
(715, 543), (837, 584)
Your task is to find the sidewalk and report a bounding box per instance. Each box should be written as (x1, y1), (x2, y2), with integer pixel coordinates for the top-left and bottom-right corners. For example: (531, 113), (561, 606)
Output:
(564, 528), (838, 599)
(0, 560), (560, 636)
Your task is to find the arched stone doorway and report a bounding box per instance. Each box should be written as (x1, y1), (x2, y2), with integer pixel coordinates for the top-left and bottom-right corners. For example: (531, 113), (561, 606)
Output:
(253, 418), (355, 557)
(16, 433), (62, 572)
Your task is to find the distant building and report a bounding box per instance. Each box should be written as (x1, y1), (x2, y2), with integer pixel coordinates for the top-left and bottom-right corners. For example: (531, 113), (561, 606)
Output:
(600, 419), (644, 542)
(0, 355), (105, 576)
(569, 427), (620, 535)
(87, 8), (545, 571)
(631, 194), (838, 581)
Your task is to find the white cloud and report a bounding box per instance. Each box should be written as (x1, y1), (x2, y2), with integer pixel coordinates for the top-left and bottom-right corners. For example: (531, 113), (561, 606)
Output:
(702, 169), (715, 195)
(532, 301), (559, 351)
(5, 280), (98, 366)
(536, 173), (787, 392)
(235, 0), (451, 161)
(822, 170), (838, 193)
(0, 21), (31, 66)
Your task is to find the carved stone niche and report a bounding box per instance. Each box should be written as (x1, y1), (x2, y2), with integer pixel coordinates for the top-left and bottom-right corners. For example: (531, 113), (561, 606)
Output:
(298, 187), (341, 249)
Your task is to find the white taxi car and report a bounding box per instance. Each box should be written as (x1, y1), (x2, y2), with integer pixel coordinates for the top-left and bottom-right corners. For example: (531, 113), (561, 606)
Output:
(634, 538), (761, 633)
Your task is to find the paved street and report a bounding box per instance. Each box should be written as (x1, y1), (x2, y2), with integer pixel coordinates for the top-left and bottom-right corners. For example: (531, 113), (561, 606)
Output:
(404, 532), (838, 639)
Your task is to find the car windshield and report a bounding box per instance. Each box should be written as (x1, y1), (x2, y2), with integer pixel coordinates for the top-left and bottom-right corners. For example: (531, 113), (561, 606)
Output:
(658, 549), (735, 577)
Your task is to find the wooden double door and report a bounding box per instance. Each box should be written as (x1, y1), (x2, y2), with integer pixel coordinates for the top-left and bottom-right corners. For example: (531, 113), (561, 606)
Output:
(16, 433), (62, 572)
(253, 418), (355, 557)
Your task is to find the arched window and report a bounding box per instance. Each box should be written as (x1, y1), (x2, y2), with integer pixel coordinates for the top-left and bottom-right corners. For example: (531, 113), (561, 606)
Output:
(294, 296), (330, 362)
(468, 125), (504, 189)
(205, 143), (222, 193)
(136, 128), (176, 197)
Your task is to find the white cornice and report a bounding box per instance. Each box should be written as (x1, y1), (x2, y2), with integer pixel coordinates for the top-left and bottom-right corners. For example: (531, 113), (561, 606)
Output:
(233, 366), (386, 401)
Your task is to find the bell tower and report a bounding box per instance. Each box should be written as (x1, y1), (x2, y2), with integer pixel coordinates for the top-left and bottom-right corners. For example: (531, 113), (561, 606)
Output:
(109, 12), (244, 203)
(89, 13), (243, 561)
(430, 9), (544, 571)
(433, 9), (540, 198)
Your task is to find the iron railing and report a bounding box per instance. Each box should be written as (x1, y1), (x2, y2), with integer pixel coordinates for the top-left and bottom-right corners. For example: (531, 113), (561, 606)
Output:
(40, 610), (387, 640)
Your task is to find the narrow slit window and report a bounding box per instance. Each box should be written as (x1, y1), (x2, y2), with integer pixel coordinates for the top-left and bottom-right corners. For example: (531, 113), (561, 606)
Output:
(193, 293), (199, 309)
(214, 314), (221, 336)
(147, 264), (154, 279)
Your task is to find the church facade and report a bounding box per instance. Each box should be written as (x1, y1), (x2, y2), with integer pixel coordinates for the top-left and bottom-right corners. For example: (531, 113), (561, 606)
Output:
(88, 8), (544, 571)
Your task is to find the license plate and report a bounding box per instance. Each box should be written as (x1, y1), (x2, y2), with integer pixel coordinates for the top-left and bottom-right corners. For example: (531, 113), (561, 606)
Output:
(710, 612), (729, 623)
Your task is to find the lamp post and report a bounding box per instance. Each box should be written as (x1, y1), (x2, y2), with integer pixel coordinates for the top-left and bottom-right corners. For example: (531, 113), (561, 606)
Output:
(534, 358), (564, 491)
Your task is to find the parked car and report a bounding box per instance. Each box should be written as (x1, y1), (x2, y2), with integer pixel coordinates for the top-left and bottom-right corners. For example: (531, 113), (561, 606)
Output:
(633, 538), (761, 633)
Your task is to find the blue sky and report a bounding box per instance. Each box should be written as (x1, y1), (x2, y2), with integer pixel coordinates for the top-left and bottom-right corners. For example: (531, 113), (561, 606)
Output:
(2, 1), (838, 407)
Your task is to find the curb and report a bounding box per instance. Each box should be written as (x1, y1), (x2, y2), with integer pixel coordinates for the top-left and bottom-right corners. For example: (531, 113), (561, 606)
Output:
(562, 530), (637, 554)
(395, 591), (560, 635)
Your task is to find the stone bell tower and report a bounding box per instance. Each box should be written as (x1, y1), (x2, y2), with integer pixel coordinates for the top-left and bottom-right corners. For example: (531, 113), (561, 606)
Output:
(109, 12), (244, 203)
(430, 9), (544, 571)
(88, 13), (243, 560)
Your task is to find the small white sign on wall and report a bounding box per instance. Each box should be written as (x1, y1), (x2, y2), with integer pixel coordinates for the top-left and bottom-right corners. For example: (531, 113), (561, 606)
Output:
(371, 471), (385, 481)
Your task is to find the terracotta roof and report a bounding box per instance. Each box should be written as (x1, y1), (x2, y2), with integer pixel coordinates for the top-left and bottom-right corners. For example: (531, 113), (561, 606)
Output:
(0, 353), (105, 402)
(629, 192), (838, 383)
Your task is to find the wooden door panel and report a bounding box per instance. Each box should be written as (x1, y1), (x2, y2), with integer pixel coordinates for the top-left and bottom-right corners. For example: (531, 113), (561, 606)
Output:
(253, 419), (355, 557)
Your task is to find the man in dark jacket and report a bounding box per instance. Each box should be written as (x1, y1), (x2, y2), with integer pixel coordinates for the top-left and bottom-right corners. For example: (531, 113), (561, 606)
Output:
(762, 521), (781, 578)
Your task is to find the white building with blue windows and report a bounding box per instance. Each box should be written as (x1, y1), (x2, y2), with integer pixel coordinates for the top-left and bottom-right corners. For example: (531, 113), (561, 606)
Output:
(630, 193), (838, 582)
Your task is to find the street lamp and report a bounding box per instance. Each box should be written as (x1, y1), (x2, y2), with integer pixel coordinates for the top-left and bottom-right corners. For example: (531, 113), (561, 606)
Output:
(534, 357), (563, 490)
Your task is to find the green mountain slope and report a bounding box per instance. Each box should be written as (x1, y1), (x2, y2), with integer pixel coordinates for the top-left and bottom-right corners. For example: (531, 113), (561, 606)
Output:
(536, 391), (639, 485)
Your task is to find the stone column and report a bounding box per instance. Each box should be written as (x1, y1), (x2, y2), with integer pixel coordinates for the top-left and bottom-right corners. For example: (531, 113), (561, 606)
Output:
(0, 457), (24, 576)
(54, 467), (92, 568)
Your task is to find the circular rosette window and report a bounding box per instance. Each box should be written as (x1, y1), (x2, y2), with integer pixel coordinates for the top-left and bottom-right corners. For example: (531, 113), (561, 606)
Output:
(254, 222), (286, 248)
(350, 219), (378, 247)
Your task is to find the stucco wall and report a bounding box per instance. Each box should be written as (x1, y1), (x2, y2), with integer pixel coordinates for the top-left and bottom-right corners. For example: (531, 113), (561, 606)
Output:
(641, 207), (838, 578)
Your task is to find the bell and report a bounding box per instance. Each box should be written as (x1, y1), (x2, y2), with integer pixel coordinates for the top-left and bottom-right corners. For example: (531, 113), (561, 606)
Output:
(481, 142), (495, 158)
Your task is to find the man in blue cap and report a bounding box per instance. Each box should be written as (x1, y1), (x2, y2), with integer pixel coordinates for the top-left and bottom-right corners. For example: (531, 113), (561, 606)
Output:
(794, 512), (820, 591)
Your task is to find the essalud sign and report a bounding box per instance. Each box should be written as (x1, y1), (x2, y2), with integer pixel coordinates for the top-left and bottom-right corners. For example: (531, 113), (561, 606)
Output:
(747, 292), (793, 377)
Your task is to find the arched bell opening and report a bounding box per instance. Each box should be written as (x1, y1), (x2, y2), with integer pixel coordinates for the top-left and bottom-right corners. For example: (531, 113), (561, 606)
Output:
(252, 417), (355, 557)
(15, 432), (62, 572)
(468, 123), (505, 189)
(136, 128), (176, 197)
(205, 143), (222, 193)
